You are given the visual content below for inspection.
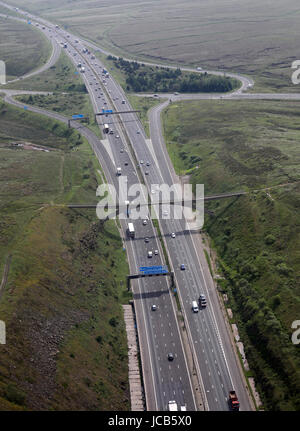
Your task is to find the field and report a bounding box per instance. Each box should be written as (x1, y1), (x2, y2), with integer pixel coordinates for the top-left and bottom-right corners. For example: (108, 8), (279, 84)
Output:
(4, 50), (86, 93)
(15, 91), (101, 139)
(163, 99), (300, 410)
(0, 98), (130, 410)
(3, 0), (300, 92)
(0, 15), (51, 80)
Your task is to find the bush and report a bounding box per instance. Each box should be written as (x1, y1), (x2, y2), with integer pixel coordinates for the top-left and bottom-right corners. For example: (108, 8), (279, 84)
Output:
(5, 384), (26, 406)
(109, 317), (118, 327)
(265, 234), (276, 245)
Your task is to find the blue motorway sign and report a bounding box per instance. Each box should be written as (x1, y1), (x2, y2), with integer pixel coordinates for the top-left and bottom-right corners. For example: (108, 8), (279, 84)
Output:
(72, 114), (84, 119)
(143, 269), (168, 275)
(102, 109), (113, 113)
(139, 266), (166, 272)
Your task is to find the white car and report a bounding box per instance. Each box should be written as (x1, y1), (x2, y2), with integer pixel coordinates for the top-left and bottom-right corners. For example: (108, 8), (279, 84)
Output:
(143, 220), (147, 225)
(154, 250), (158, 255)
(171, 233), (176, 238)
(148, 251), (153, 258)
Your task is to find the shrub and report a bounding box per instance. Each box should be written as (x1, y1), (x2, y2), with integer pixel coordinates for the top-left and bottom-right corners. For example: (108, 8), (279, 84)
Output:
(5, 384), (26, 406)
(265, 234), (276, 245)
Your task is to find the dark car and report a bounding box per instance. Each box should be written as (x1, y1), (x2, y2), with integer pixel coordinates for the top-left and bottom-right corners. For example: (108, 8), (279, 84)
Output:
(199, 294), (207, 307)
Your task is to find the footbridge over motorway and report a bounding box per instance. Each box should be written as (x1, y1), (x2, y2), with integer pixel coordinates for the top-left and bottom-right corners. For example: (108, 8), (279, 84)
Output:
(66, 190), (247, 211)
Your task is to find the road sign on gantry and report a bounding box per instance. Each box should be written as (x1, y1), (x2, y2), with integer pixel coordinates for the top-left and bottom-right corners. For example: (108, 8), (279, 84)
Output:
(139, 265), (167, 272)
(72, 114), (84, 119)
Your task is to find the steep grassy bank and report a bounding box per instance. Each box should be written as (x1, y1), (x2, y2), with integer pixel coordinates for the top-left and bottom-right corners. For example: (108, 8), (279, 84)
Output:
(0, 100), (130, 410)
(162, 99), (300, 410)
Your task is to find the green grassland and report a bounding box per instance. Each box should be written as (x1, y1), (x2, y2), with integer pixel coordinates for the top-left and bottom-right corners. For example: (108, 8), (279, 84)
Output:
(0, 15), (51, 80)
(163, 99), (300, 410)
(0, 99), (130, 410)
(4, 50), (86, 92)
(4, 0), (300, 92)
(15, 91), (101, 139)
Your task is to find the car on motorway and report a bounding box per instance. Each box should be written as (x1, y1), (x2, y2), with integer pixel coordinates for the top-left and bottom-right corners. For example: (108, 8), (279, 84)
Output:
(148, 251), (153, 258)
(171, 232), (176, 238)
(116, 135), (120, 139)
(124, 162), (128, 166)
(163, 210), (168, 216)
(154, 249), (158, 255)
(145, 171), (149, 175)
(145, 237), (150, 243)
(120, 149), (124, 153)
(167, 353), (174, 361)
(137, 130), (140, 134)
(140, 160), (144, 165)
(151, 304), (157, 311)
(146, 161), (150, 166)
(199, 294), (207, 308)
(180, 264), (186, 270)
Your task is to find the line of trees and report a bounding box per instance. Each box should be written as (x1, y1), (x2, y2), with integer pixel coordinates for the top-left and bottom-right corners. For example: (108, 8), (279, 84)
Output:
(107, 56), (238, 93)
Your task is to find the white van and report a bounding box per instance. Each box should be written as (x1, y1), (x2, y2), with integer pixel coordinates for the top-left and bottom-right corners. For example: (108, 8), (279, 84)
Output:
(192, 301), (199, 313)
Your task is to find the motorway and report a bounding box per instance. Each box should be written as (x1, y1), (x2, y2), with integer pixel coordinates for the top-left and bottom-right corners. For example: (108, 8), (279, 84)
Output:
(0, 1), (266, 411)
